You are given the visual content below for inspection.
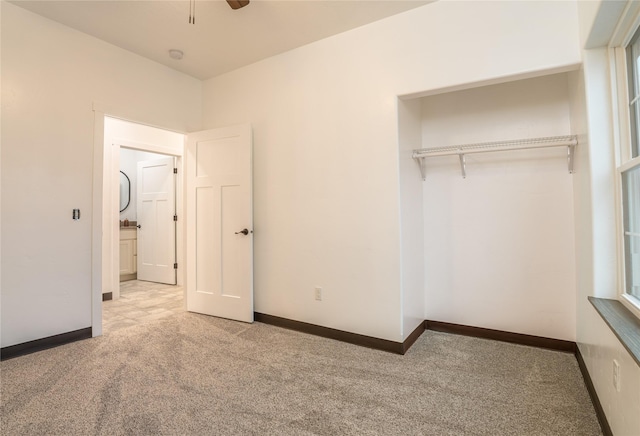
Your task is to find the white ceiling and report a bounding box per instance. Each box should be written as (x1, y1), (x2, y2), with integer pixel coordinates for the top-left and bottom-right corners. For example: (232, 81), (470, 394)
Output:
(11, 0), (430, 80)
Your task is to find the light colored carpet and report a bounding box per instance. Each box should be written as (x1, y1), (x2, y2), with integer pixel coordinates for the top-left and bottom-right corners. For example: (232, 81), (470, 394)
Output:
(1, 312), (602, 435)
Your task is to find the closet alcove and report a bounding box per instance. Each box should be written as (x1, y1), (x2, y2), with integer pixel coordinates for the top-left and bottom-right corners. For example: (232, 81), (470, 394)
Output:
(398, 71), (582, 342)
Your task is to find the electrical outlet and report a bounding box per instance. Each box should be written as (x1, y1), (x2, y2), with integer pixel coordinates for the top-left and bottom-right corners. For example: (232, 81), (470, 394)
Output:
(613, 359), (621, 392)
(314, 287), (322, 301)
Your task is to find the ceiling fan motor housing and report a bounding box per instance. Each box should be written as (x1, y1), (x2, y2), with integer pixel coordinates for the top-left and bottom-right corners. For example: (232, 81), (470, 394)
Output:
(227, 0), (250, 10)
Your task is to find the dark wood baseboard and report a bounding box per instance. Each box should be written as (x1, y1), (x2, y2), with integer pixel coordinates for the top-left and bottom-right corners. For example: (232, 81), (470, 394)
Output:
(425, 320), (577, 353)
(120, 273), (137, 282)
(102, 292), (113, 301)
(255, 313), (425, 355)
(401, 321), (425, 355)
(576, 346), (613, 436)
(1, 327), (92, 361)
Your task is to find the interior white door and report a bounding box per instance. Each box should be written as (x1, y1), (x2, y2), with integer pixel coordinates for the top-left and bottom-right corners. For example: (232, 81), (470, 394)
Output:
(186, 125), (253, 323)
(136, 156), (177, 285)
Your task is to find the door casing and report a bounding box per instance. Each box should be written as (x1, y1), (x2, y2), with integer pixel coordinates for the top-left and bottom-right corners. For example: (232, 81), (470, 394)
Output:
(92, 108), (253, 336)
(92, 107), (186, 337)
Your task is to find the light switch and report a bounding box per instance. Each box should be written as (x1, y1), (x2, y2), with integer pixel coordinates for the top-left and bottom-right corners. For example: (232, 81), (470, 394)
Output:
(73, 209), (80, 220)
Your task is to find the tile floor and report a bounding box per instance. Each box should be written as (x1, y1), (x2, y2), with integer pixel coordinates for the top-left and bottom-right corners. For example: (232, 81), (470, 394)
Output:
(102, 280), (184, 333)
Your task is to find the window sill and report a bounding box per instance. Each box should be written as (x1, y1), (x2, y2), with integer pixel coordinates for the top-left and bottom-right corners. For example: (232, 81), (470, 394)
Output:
(589, 297), (640, 367)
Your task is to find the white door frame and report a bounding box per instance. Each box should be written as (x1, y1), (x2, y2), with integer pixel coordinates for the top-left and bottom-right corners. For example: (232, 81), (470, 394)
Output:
(91, 103), (186, 337)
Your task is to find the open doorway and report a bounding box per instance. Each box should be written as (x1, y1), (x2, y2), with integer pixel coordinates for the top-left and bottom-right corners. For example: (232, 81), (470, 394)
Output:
(120, 150), (176, 284)
(92, 113), (254, 337)
(101, 116), (186, 334)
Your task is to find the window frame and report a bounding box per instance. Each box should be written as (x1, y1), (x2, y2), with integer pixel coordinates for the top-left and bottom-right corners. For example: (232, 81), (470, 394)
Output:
(612, 15), (640, 320)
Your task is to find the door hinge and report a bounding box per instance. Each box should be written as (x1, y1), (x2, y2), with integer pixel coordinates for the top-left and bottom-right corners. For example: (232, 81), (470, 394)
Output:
(174, 263), (178, 269)
(173, 168), (178, 174)
(173, 215), (178, 221)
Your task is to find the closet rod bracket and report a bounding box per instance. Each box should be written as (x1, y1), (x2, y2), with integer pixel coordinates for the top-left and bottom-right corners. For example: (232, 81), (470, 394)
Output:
(458, 152), (466, 178)
(417, 156), (427, 181)
(568, 143), (576, 174)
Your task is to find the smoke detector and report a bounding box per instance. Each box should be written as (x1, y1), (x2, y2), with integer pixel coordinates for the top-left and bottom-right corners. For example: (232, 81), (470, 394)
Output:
(169, 49), (184, 60)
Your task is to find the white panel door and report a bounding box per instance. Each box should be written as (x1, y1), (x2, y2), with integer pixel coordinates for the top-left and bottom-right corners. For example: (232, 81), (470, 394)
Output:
(186, 125), (253, 323)
(136, 156), (176, 285)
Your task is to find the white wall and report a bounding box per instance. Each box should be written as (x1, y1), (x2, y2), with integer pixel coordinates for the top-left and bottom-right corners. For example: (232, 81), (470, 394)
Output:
(398, 98), (424, 340)
(119, 148), (171, 221)
(202, 1), (581, 342)
(107, 119), (184, 223)
(421, 74), (577, 341)
(582, 305), (640, 435)
(574, 1), (640, 434)
(0, 0), (3, 349)
(1, 2), (201, 347)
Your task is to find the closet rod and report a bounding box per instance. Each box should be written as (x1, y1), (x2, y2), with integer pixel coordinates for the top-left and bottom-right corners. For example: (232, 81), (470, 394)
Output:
(412, 135), (578, 180)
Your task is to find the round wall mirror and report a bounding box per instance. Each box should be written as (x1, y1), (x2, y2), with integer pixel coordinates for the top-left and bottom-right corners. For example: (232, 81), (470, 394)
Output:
(120, 171), (131, 212)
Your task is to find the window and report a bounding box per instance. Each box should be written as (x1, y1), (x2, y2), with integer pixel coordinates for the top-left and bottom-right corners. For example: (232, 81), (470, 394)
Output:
(627, 27), (640, 159)
(620, 26), (640, 310)
(622, 165), (640, 300)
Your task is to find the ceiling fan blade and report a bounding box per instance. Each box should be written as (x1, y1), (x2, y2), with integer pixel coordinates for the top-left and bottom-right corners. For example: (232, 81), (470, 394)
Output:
(227, 0), (250, 10)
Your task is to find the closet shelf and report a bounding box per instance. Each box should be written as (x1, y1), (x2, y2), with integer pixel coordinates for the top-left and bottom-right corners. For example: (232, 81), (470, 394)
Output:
(412, 135), (578, 180)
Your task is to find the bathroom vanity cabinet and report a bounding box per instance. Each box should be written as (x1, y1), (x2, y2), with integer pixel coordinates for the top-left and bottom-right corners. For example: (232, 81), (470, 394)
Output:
(119, 227), (137, 281)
